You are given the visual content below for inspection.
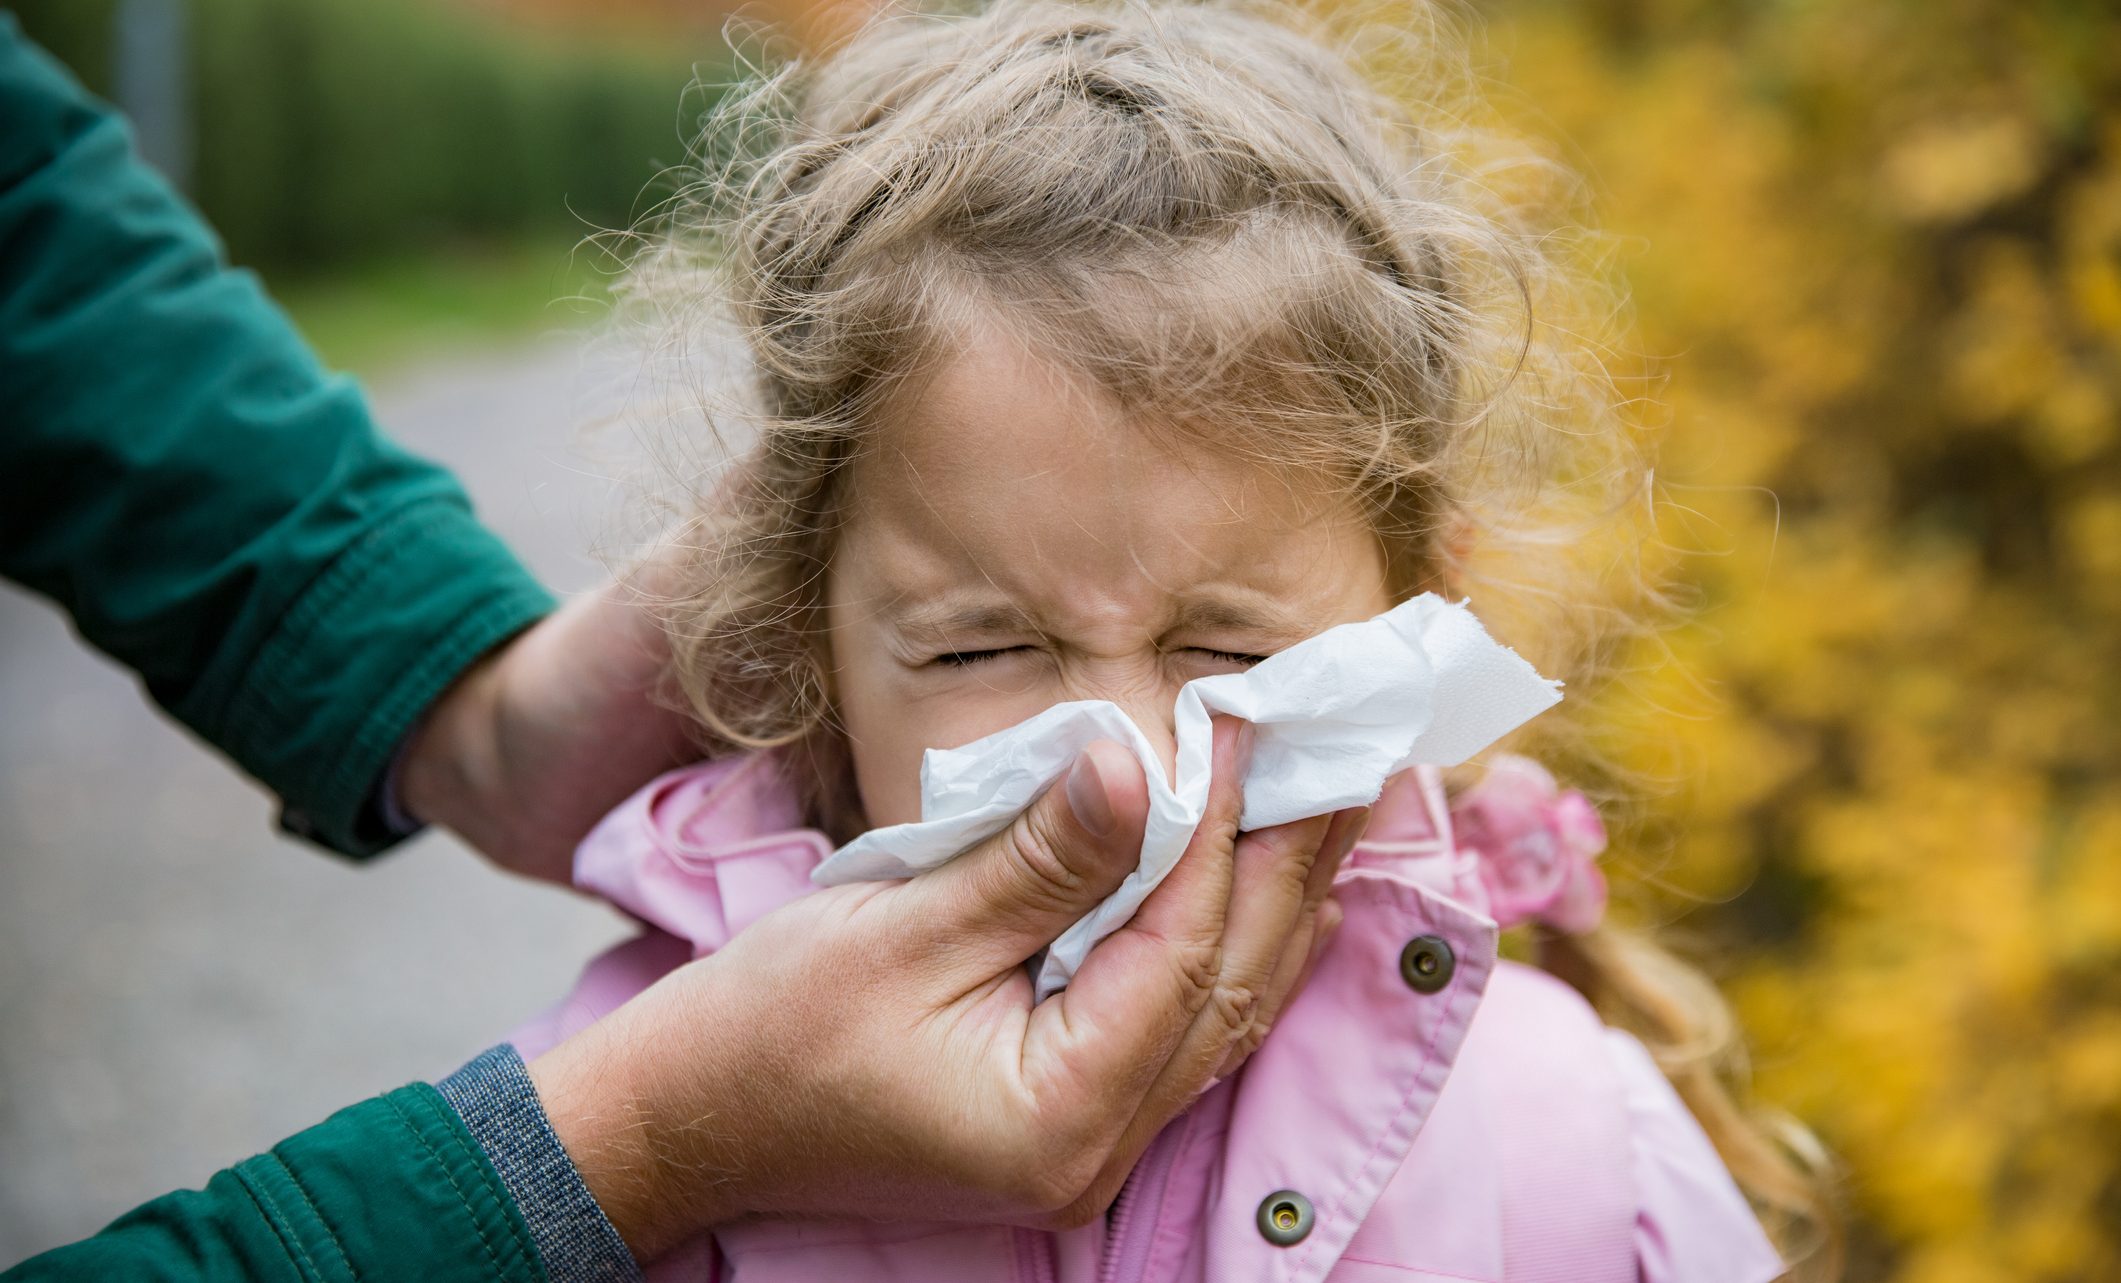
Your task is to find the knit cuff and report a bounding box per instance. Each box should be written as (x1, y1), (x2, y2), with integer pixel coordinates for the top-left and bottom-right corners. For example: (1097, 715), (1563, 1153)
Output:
(437, 1043), (644, 1283)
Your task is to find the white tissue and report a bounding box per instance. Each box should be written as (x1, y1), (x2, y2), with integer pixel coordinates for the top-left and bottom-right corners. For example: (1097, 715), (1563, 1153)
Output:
(810, 592), (1563, 998)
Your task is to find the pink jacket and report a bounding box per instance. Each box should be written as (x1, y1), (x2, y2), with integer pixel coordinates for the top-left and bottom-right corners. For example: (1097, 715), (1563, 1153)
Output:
(508, 752), (1784, 1283)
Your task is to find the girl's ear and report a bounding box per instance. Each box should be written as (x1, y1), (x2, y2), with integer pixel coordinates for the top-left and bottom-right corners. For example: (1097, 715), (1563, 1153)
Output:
(1433, 511), (1477, 596)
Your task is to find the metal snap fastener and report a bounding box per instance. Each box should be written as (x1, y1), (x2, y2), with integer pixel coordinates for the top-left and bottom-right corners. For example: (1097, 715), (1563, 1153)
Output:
(1256, 1189), (1314, 1246)
(1399, 934), (1455, 993)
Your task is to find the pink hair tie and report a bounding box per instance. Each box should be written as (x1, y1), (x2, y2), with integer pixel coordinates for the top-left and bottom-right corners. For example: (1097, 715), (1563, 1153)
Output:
(1449, 753), (1609, 934)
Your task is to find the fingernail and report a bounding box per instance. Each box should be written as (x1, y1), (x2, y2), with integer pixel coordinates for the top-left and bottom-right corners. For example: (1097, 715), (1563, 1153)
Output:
(1067, 750), (1117, 838)
(1234, 720), (1258, 772)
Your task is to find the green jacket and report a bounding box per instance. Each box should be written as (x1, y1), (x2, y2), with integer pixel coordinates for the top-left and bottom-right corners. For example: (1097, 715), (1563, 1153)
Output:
(0, 14), (554, 860)
(6, 1090), (548, 1283)
(2, 17), (557, 1281)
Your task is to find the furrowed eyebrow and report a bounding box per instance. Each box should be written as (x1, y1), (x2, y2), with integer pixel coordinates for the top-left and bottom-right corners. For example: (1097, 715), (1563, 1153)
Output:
(1165, 598), (1309, 637)
(889, 601), (1042, 645)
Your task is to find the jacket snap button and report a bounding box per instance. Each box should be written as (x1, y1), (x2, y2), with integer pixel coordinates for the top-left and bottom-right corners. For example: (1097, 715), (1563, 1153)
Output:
(1256, 1189), (1315, 1246)
(1399, 935), (1455, 993)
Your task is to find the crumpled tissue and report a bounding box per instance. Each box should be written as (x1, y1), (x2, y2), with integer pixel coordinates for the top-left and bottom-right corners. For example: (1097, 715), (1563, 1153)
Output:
(810, 592), (1564, 998)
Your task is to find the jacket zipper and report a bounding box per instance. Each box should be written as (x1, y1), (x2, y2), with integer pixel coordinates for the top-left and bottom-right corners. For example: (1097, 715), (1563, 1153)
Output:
(1098, 1115), (1187, 1283)
(1016, 1224), (1058, 1283)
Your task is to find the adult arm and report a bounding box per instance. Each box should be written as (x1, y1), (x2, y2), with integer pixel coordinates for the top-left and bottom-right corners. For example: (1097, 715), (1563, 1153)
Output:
(0, 15), (553, 858)
(2, 1075), (549, 1283)
(6, 723), (1360, 1278)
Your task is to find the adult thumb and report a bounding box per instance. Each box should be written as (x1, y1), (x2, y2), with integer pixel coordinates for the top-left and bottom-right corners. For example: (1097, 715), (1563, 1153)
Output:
(908, 739), (1150, 975)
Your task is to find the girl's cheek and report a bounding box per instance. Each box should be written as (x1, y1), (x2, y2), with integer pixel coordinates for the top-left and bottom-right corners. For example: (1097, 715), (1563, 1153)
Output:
(845, 667), (1065, 829)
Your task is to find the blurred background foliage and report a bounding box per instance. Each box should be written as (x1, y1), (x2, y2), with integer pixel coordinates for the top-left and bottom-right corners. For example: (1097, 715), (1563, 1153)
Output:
(12, 0), (719, 266)
(10, 0), (2119, 1277)
(10, 0), (733, 368)
(1474, 1), (2120, 1279)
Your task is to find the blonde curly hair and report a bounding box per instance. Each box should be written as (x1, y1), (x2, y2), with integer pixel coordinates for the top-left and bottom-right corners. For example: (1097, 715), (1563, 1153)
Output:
(602, 0), (1838, 1271)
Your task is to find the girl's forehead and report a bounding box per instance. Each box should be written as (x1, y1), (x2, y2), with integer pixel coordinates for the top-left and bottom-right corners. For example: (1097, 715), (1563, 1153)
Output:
(834, 327), (1388, 625)
(856, 321), (1342, 520)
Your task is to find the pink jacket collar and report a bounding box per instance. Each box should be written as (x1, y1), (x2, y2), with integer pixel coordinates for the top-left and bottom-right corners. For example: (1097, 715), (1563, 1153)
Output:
(579, 750), (1609, 954)
(577, 752), (1499, 954)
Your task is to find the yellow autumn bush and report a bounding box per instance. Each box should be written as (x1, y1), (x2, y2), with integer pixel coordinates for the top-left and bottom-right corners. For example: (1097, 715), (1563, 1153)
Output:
(1410, 0), (2121, 1277)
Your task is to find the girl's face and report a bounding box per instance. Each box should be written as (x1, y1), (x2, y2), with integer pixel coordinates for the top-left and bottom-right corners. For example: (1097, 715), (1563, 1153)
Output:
(823, 323), (1394, 829)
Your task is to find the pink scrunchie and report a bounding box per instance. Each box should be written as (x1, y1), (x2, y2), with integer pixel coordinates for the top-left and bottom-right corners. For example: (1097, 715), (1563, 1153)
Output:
(1448, 753), (1609, 934)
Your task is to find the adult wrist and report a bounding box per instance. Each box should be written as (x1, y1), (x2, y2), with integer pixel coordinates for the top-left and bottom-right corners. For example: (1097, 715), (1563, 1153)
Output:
(397, 642), (506, 835)
(372, 732), (429, 841)
(525, 974), (754, 1260)
(438, 1043), (644, 1282)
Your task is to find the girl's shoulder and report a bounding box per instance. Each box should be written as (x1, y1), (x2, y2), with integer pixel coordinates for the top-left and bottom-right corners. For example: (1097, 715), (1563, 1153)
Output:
(576, 750), (814, 870)
(1426, 961), (1783, 1283)
(570, 750), (832, 951)
(1431, 759), (1780, 1278)
(1599, 1025), (1787, 1283)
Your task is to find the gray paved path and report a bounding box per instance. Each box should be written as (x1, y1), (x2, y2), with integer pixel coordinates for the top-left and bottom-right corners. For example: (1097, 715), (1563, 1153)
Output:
(0, 335), (696, 1261)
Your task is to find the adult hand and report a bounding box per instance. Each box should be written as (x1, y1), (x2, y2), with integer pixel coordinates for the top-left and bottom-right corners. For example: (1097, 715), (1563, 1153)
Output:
(396, 563), (699, 884)
(525, 715), (1368, 1261)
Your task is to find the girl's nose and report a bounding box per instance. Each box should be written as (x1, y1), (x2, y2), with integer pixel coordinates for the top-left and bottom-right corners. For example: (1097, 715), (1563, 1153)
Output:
(1106, 686), (1184, 788)
(1057, 655), (1188, 786)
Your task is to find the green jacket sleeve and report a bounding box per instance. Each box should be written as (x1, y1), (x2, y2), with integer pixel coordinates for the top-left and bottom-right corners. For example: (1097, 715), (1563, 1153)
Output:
(0, 16), (556, 857)
(3, 1083), (547, 1283)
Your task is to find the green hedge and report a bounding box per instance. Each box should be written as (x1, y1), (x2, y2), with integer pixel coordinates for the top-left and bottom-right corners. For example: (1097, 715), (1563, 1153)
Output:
(12, 0), (720, 271)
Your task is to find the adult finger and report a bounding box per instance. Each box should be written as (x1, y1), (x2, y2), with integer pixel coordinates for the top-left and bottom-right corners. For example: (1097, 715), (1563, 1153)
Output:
(1015, 718), (1251, 1143)
(1213, 806), (1368, 1078)
(1088, 715), (1251, 987)
(1072, 796), (1361, 1214)
(900, 738), (1150, 977)
(1031, 716), (1275, 1220)
(1262, 802), (1369, 1017)
(1143, 808), (1332, 1089)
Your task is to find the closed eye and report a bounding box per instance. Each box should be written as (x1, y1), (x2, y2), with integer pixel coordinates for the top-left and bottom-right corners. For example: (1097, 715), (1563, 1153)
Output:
(931, 646), (1031, 667)
(931, 646), (1271, 667)
(1191, 648), (1271, 667)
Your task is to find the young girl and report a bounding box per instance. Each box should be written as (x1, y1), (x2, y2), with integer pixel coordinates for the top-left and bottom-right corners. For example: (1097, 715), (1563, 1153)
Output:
(508, 0), (1833, 1277)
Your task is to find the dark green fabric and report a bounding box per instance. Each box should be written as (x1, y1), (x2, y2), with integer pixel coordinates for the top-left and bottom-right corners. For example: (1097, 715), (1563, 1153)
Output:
(3, 1083), (548, 1283)
(0, 14), (557, 856)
